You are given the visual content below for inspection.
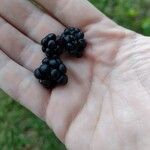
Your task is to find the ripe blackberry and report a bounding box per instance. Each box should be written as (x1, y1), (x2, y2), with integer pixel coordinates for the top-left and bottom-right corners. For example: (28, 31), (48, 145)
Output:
(41, 34), (64, 57)
(60, 27), (87, 58)
(34, 56), (68, 89)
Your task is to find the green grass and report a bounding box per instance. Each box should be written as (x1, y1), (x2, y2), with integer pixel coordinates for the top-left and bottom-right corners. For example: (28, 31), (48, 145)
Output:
(0, 0), (150, 149)
(90, 0), (150, 35)
(0, 90), (66, 150)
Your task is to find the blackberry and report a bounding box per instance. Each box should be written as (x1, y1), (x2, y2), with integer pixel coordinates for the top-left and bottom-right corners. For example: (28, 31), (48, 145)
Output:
(41, 34), (64, 57)
(34, 56), (68, 89)
(60, 27), (87, 58)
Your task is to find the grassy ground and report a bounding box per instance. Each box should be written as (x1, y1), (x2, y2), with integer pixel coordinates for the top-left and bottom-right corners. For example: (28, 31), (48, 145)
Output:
(0, 0), (150, 149)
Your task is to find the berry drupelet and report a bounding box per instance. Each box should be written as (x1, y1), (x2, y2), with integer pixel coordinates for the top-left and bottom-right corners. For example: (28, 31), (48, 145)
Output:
(41, 33), (64, 57)
(60, 27), (87, 58)
(34, 56), (68, 89)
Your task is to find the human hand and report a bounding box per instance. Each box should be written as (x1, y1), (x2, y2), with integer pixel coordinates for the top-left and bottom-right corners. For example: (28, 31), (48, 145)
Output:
(0, 0), (150, 149)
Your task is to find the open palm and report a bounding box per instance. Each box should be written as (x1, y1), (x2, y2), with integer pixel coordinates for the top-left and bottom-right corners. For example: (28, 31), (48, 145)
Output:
(0, 0), (150, 149)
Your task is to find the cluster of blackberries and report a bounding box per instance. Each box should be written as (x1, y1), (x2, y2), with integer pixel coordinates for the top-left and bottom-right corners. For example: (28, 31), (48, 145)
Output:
(61, 27), (86, 57)
(41, 34), (64, 57)
(34, 56), (68, 88)
(34, 27), (86, 89)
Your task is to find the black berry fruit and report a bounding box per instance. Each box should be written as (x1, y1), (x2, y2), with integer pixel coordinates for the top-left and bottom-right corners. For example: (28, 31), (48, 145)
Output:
(34, 56), (68, 89)
(36, 27), (87, 89)
(60, 27), (87, 57)
(41, 34), (64, 57)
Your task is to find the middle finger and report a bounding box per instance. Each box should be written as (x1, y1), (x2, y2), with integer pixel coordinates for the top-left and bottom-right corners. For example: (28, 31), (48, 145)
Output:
(0, 0), (65, 43)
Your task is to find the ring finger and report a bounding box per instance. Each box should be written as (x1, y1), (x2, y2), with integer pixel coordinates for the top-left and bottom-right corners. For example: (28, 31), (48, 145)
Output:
(0, 17), (43, 71)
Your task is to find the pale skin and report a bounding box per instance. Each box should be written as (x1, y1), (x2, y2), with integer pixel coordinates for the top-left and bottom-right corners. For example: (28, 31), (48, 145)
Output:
(0, 0), (150, 149)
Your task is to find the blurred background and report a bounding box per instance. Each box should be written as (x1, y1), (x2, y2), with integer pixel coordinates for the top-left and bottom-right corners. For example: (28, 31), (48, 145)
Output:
(0, 0), (150, 149)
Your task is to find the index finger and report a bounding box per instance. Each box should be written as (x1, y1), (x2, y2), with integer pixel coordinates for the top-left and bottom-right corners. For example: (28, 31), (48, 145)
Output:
(34, 0), (104, 28)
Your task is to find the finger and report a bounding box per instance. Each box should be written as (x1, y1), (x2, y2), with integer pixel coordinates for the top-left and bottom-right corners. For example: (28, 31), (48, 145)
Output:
(0, 50), (50, 119)
(0, 17), (44, 71)
(0, 0), (65, 43)
(34, 0), (106, 28)
(45, 57), (93, 141)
